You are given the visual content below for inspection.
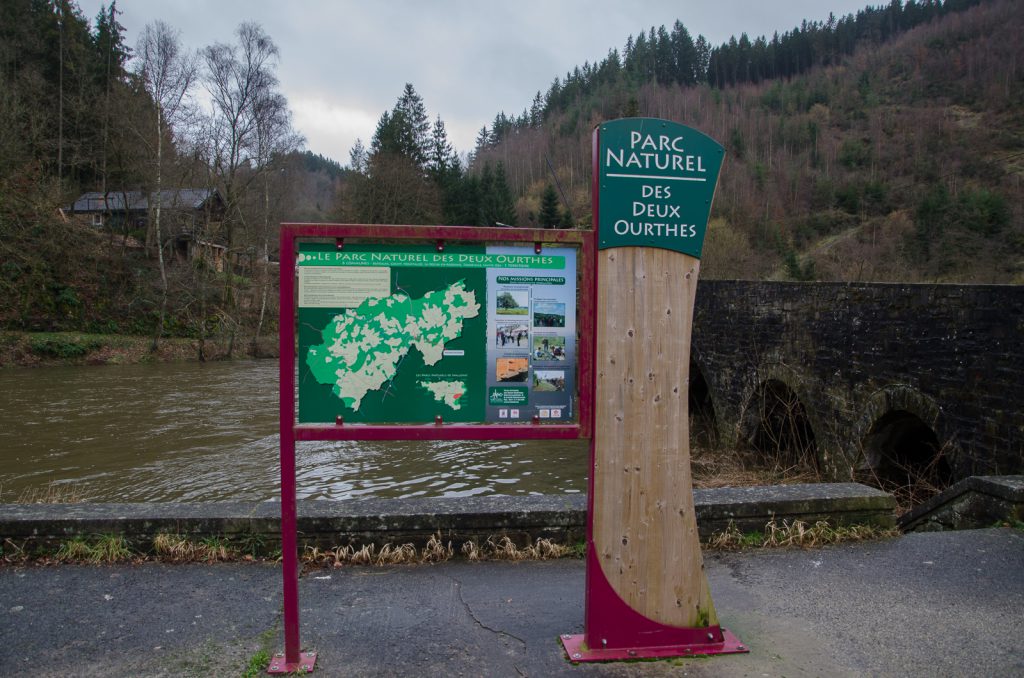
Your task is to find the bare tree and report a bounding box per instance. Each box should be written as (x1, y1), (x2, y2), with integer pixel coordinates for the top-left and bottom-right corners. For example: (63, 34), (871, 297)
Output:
(251, 88), (302, 354)
(202, 22), (304, 356)
(203, 22), (279, 260)
(135, 20), (197, 350)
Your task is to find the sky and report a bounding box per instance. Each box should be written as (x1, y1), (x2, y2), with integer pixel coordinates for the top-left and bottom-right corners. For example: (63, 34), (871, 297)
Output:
(77, 0), (875, 165)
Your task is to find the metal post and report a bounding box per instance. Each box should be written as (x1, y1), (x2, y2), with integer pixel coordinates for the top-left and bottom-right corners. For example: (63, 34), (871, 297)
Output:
(269, 229), (316, 674)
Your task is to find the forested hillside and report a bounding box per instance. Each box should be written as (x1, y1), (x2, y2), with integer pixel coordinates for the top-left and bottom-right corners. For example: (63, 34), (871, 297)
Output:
(467, 0), (1022, 282)
(0, 2), (337, 349)
(2, 0), (1021, 351)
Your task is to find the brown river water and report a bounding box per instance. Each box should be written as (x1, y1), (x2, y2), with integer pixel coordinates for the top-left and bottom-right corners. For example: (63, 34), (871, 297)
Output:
(0, 361), (588, 502)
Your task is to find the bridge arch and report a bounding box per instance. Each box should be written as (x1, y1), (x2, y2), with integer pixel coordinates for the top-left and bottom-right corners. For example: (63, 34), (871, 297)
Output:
(738, 370), (821, 474)
(854, 385), (955, 499)
(688, 359), (718, 447)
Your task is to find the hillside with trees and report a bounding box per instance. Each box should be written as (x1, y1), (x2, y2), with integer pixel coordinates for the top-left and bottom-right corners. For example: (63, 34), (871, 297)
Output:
(341, 83), (571, 230)
(2, 0), (1021, 359)
(0, 1), (328, 355)
(468, 0), (1022, 283)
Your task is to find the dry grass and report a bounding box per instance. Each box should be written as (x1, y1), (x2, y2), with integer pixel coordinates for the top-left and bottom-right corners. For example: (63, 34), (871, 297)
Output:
(152, 533), (236, 562)
(486, 536), (526, 561)
(421, 534), (454, 563)
(152, 533), (199, 560)
(857, 442), (955, 516)
(705, 518), (898, 551)
(481, 536), (572, 561)
(529, 538), (573, 559)
(301, 534), (576, 569)
(375, 543), (417, 565)
(690, 441), (820, 490)
(461, 540), (482, 561)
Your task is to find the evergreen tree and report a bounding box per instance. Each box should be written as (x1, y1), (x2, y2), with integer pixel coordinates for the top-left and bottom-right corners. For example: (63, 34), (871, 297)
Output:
(670, 20), (697, 85)
(369, 110), (397, 155)
(368, 84), (431, 169)
(491, 162), (516, 226)
(427, 115), (457, 178)
(392, 82), (430, 166)
(476, 163), (494, 226)
(560, 207), (574, 229)
(92, 2), (129, 83)
(538, 184), (560, 229)
(449, 173), (480, 226)
(427, 116), (466, 225)
(474, 125), (492, 155)
(477, 161), (516, 227)
(357, 84), (442, 224)
(348, 138), (367, 173)
(529, 90), (545, 126)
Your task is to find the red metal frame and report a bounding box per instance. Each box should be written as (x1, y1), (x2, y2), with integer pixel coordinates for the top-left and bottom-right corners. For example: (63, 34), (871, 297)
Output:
(294, 424), (581, 441)
(559, 124), (747, 663)
(275, 223), (596, 673)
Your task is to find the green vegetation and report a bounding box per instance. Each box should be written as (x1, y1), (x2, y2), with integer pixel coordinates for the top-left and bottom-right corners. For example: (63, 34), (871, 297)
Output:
(0, 3), (309, 352)
(57, 534), (133, 563)
(344, 83), (518, 228)
(0, 331), (273, 367)
(27, 334), (107, 359)
(538, 184), (562, 229)
(695, 606), (710, 628)
(242, 649), (271, 678)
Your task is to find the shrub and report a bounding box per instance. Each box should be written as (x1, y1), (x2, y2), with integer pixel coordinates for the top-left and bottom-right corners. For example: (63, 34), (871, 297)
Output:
(28, 334), (104, 359)
(957, 188), (1009, 236)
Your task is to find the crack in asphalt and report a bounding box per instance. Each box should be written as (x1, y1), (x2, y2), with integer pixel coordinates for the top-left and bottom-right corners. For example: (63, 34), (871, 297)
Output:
(446, 572), (527, 649)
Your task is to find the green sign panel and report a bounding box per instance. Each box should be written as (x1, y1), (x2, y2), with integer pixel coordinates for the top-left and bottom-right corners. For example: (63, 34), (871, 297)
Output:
(598, 118), (724, 257)
(297, 243), (578, 424)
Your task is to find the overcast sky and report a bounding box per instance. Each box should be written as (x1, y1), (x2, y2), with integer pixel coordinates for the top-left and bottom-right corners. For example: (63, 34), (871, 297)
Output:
(77, 0), (874, 165)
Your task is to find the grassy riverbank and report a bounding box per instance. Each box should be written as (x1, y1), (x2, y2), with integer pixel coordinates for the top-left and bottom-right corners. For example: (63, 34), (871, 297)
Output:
(0, 331), (278, 368)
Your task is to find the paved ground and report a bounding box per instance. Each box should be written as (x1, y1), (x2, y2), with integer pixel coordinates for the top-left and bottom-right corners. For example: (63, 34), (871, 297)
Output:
(1, 528), (1022, 677)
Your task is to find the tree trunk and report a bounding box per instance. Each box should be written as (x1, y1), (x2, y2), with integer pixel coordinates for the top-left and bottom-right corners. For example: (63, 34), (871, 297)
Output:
(251, 172), (271, 357)
(150, 111), (168, 353)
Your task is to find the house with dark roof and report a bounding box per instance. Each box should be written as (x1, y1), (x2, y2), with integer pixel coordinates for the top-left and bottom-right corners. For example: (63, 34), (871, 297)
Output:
(69, 188), (227, 271)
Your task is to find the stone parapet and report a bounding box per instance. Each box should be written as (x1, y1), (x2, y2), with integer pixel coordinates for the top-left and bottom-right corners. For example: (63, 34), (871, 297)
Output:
(0, 483), (896, 554)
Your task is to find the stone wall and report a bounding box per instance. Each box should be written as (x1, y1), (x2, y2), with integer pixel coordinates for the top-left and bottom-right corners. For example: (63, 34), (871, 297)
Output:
(0, 485), (895, 553)
(692, 281), (1024, 480)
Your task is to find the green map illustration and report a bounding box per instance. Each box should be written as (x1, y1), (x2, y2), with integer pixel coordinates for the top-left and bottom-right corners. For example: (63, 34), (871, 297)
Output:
(419, 380), (467, 410)
(306, 280), (479, 411)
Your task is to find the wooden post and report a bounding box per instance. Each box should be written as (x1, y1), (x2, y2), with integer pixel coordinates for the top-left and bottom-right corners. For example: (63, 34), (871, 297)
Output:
(561, 118), (745, 662)
(593, 247), (714, 628)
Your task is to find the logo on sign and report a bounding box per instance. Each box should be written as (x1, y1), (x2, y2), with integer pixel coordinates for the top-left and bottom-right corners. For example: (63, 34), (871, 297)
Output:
(598, 118), (724, 257)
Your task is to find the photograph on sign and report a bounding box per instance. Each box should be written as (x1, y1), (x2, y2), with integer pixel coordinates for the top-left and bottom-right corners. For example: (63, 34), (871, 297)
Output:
(485, 246), (577, 423)
(297, 243), (577, 424)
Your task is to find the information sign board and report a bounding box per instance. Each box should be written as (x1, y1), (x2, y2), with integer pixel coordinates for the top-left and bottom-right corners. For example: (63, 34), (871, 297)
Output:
(598, 118), (724, 257)
(297, 242), (577, 424)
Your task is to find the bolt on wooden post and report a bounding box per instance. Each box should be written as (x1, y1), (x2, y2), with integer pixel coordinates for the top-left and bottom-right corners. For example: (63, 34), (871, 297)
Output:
(561, 118), (747, 661)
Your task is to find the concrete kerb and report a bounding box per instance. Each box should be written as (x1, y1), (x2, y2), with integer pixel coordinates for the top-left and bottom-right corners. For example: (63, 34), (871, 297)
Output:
(0, 483), (896, 556)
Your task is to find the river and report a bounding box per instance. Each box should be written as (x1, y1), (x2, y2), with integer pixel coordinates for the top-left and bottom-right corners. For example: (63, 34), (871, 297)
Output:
(0, 361), (588, 502)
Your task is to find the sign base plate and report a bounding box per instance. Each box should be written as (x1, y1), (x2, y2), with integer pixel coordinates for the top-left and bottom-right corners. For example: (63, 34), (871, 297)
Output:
(267, 651), (316, 674)
(559, 630), (747, 663)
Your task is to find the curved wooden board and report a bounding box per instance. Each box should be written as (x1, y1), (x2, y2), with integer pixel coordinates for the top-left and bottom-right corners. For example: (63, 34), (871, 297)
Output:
(592, 245), (717, 627)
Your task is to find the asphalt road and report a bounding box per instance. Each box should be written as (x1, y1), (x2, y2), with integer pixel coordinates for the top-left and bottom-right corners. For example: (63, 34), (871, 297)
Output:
(1, 528), (1021, 677)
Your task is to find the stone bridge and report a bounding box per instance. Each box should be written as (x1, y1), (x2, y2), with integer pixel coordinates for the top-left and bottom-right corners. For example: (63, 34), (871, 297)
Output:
(690, 281), (1024, 487)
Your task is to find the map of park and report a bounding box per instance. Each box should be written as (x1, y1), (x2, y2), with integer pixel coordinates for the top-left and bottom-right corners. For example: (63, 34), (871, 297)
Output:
(419, 380), (467, 410)
(305, 280), (479, 410)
